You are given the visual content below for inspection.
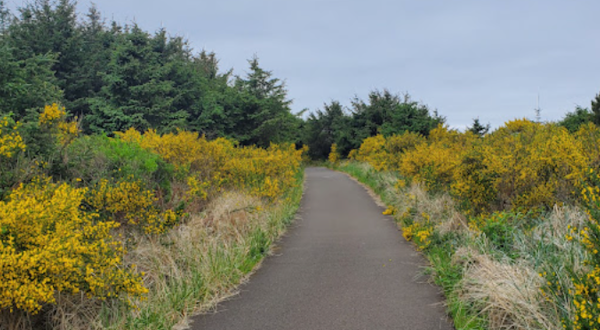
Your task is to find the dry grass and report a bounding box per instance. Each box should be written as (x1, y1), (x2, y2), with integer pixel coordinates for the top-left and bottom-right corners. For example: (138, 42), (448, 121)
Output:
(531, 205), (587, 254)
(450, 205), (591, 330)
(114, 190), (274, 329)
(386, 179), (460, 234)
(455, 247), (560, 330)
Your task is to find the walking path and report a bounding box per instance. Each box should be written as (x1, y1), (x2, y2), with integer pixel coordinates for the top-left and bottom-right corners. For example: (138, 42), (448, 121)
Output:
(191, 167), (454, 330)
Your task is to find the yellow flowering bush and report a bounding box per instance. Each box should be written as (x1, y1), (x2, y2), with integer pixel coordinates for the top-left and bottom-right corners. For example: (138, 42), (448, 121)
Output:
(0, 115), (25, 158)
(456, 119), (587, 213)
(1, 114), (305, 326)
(400, 125), (475, 192)
(301, 144), (311, 163)
(328, 143), (340, 164)
(384, 131), (425, 166)
(118, 128), (304, 202)
(221, 143), (303, 200)
(354, 134), (388, 170)
(398, 209), (433, 251)
(356, 120), (592, 215)
(0, 177), (146, 314)
(402, 222), (433, 250)
(347, 148), (358, 160)
(88, 179), (179, 234)
(116, 128), (232, 173)
(39, 103), (79, 146)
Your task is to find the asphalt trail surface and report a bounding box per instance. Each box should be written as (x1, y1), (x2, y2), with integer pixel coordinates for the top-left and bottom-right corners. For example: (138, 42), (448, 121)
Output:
(191, 167), (454, 330)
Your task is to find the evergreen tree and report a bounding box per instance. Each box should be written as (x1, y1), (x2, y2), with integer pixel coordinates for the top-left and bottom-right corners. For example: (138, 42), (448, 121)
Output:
(302, 101), (351, 159)
(303, 90), (445, 159)
(185, 51), (237, 138)
(0, 1), (9, 34)
(559, 106), (593, 132)
(233, 57), (299, 147)
(467, 118), (490, 137)
(87, 26), (193, 133)
(0, 44), (62, 118)
(8, 0), (83, 107)
(592, 91), (600, 125)
(351, 90), (444, 140)
(67, 5), (113, 118)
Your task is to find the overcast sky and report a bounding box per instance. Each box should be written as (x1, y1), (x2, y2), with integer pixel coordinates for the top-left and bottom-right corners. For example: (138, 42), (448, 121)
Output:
(7, 0), (600, 129)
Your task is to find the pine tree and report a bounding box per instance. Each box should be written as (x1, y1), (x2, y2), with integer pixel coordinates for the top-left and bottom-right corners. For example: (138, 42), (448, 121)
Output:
(8, 0), (83, 104)
(351, 90), (444, 143)
(233, 56), (298, 147)
(559, 106), (593, 132)
(592, 92), (600, 125)
(302, 101), (351, 159)
(467, 118), (490, 137)
(0, 45), (62, 119)
(87, 25), (200, 133)
(0, 1), (9, 34)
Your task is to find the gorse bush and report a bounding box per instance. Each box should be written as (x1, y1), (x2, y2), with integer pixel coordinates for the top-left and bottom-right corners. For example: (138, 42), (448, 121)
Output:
(88, 179), (179, 234)
(348, 119), (600, 330)
(328, 143), (340, 164)
(0, 115), (26, 197)
(553, 169), (600, 330)
(354, 120), (595, 215)
(0, 115), (25, 158)
(117, 127), (304, 201)
(0, 177), (147, 314)
(38, 103), (79, 147)
(0, 105), (306, 328)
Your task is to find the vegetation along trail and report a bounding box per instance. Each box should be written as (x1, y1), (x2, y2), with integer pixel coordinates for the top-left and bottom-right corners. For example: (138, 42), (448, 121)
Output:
(192, 167), (453, 330)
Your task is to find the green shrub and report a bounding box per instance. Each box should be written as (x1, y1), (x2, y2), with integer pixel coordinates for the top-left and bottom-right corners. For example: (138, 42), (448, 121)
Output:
(63, 135), (173, 192)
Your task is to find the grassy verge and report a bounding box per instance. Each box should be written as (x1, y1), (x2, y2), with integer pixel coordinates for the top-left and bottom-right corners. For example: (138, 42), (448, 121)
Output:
(84, 171), (304, 330)
(333, 161), (584, 330)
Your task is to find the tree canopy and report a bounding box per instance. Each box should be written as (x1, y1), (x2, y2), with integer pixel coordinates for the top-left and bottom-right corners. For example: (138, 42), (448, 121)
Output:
(0, 0), (301, 145)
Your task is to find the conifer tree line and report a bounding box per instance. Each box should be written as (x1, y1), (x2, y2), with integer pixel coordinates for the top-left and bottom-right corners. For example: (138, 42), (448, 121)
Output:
(2, 0), (598, 159)
(0, 0), (302, 147)
(0, 0), (445, 156)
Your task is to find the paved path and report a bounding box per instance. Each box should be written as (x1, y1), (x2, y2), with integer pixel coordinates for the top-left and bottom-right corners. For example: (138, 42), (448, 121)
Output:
(191, 167), (453, 330)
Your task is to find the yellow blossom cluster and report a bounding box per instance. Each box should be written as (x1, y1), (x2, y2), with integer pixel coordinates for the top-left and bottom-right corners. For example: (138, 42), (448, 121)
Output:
(402, 222), (432, 250)
(400, 211), (433, 251)
(352, 134), (389, 171)
(117, 128), (305, 201)
(0, 177), (147, 314)
(328, 143), (340, 164)
(221, 143), (303, 200)
(355, 120), (595, 215)
(88, 179), (179, 234)
(38, 103), (79, 145)
(568, 266), (600, 330)
(38, 103), (64, 125)
(0, 116), (25, 158)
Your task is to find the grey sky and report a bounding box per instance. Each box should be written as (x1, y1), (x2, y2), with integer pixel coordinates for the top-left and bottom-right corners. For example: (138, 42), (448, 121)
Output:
(8, 0), (600, 129)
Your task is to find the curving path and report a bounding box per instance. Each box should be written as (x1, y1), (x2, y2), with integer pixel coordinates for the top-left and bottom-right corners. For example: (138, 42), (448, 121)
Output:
(191, 167), (454, 330)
